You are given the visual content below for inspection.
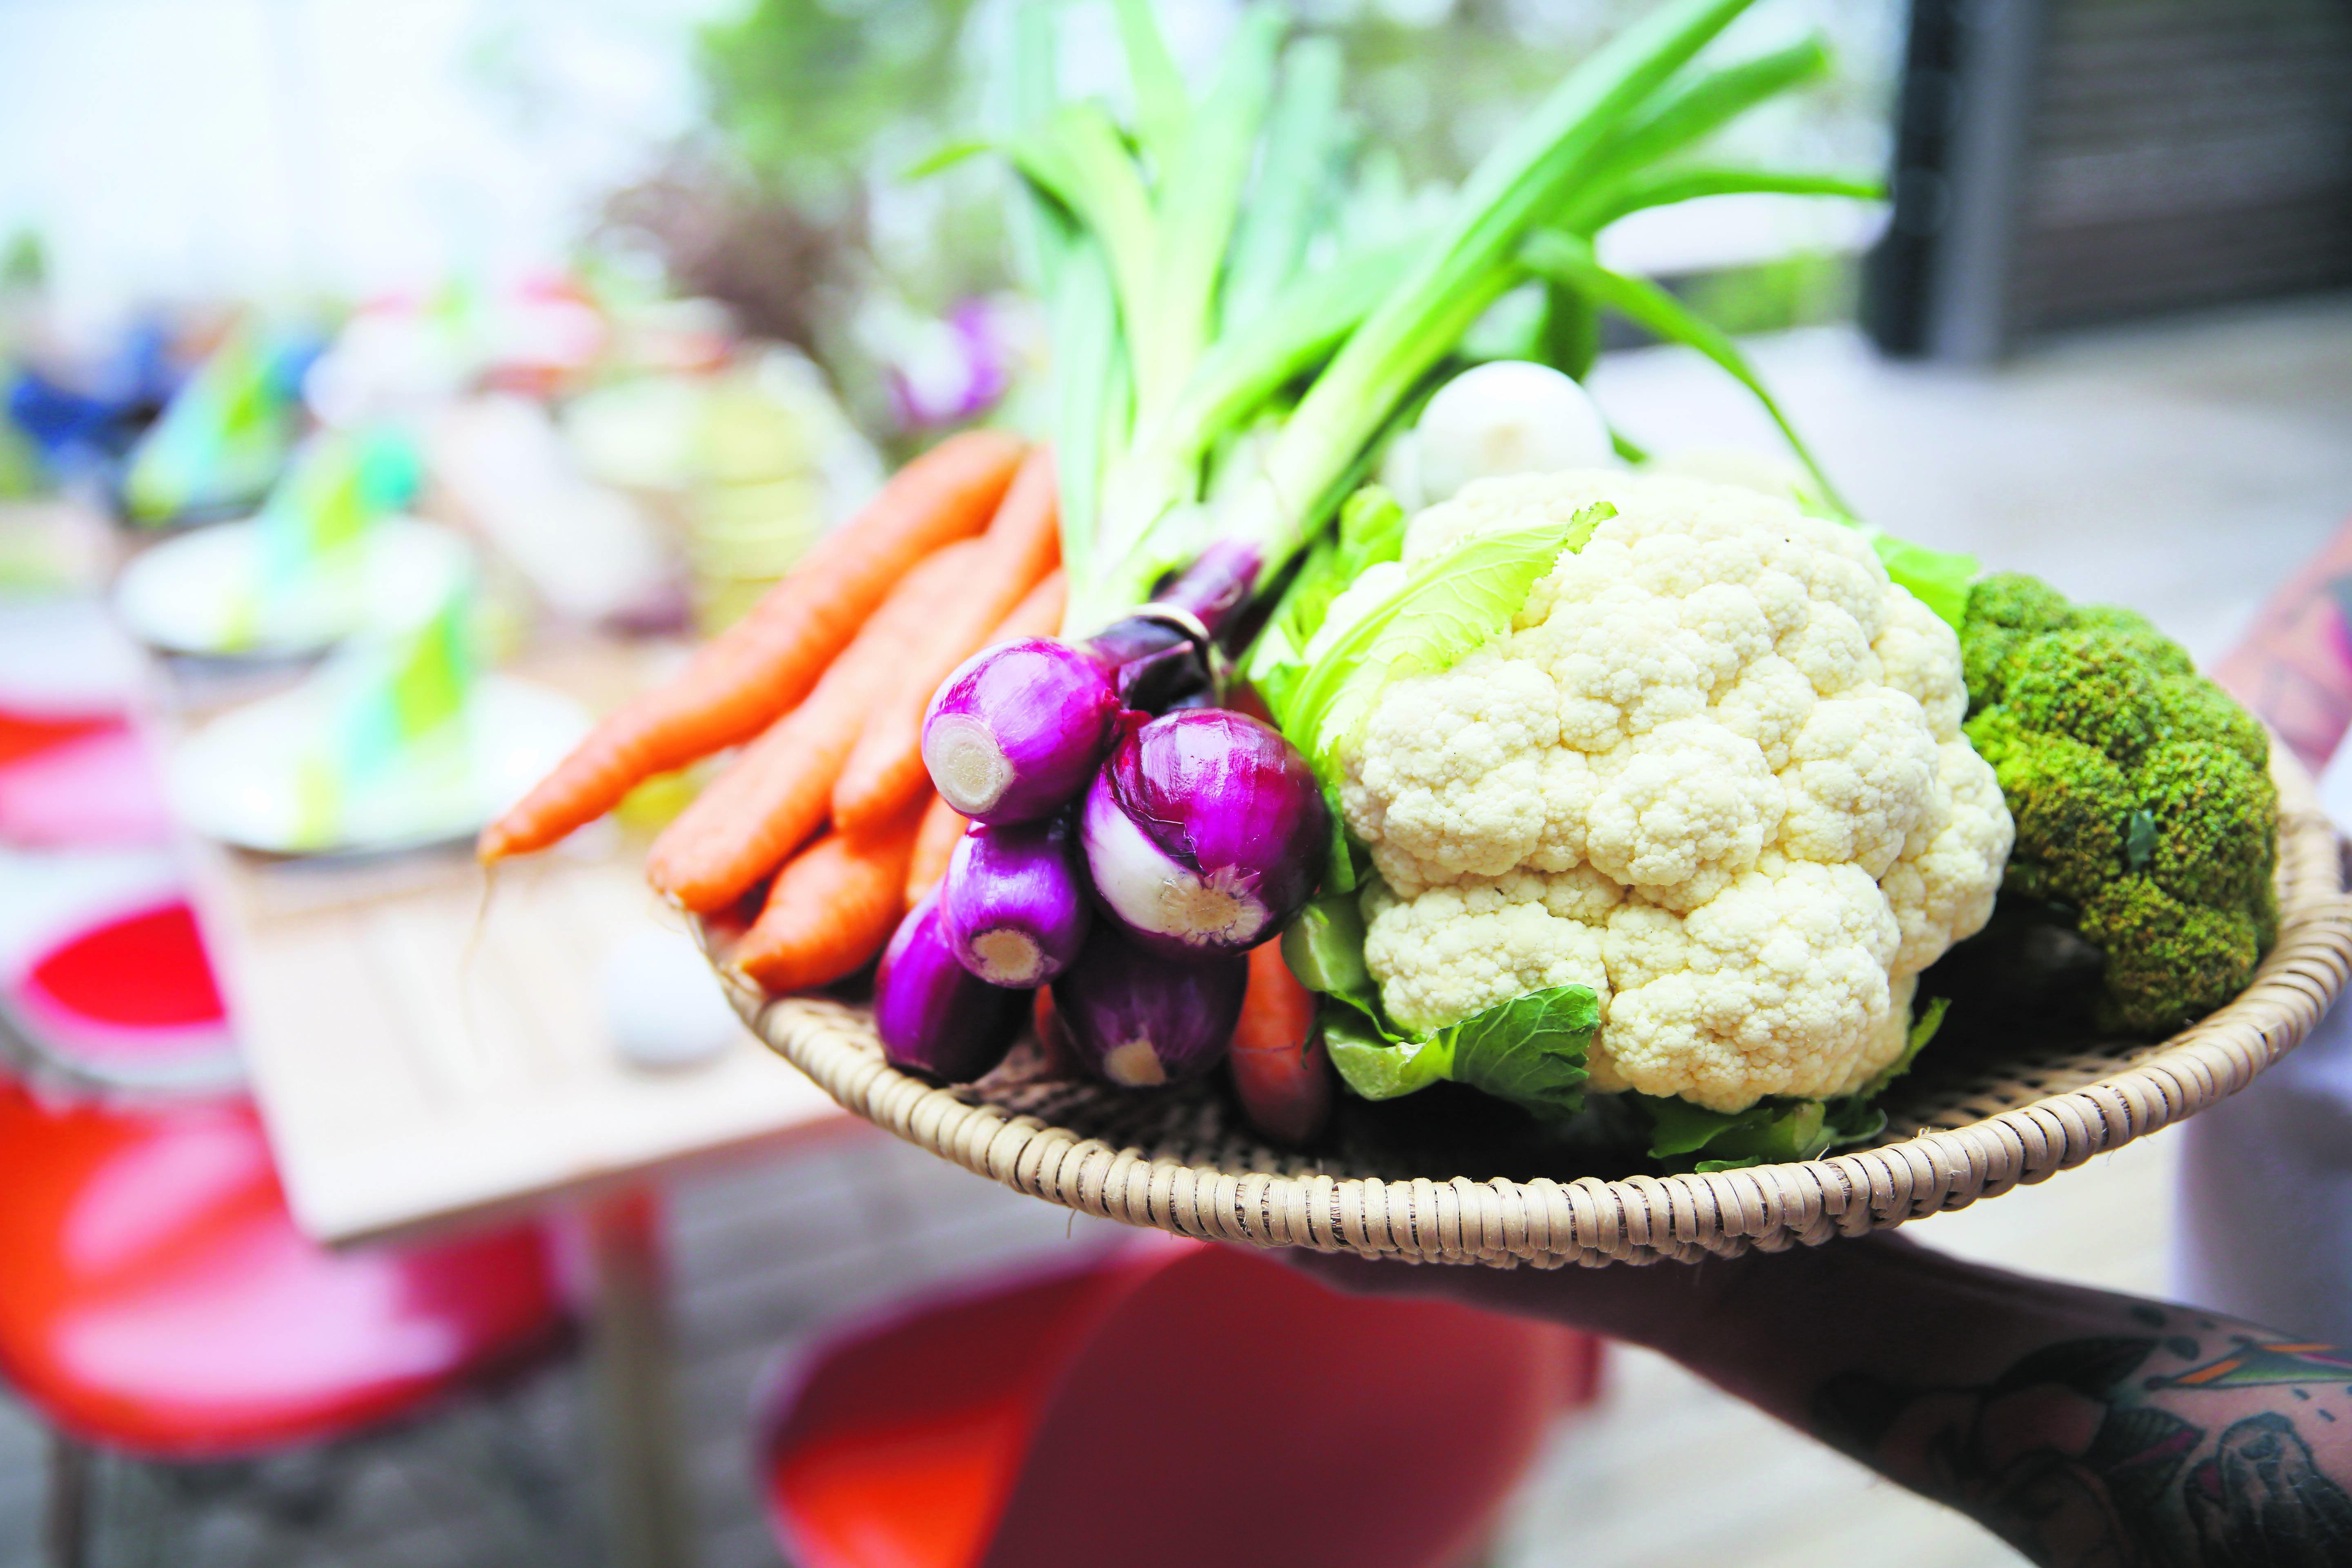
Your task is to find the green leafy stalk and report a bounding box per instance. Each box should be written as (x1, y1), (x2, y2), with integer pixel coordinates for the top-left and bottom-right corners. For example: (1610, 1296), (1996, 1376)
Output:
(1008, 107), (1162, 396)
(1521, 226), (1840, 507)
(1130, 7), (1283, 432)
(1110, 0), (1192, 172)
(1247, 0), (1759, 574)
(1219, 36), (1349, 337)
(1566, 35), (1832, 215)
(1050, 245), (1123, 579)
(1578, 167), (1883, 231)
(1005, 9), (1124, 586)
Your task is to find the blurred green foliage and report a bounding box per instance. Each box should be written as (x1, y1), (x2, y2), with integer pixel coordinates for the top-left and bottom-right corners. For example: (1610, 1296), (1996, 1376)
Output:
(699, 0), (980, 207)
(649, 0), (1891, 430)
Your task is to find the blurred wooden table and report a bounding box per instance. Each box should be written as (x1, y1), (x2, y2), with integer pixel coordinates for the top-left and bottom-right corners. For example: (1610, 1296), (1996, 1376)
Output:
(187, 834), (844, 1246)
(167, 639), (849, 1568)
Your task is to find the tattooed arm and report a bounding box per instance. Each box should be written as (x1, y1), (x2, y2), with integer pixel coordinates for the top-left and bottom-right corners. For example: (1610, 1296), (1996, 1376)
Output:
(1295, 1236), (2352, 1568)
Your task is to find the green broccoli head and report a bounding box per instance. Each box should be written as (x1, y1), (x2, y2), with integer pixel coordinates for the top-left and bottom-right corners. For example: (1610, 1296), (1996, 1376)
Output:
(2078, 876), (2263, 1037)
(1956, 574), (2279, 1038)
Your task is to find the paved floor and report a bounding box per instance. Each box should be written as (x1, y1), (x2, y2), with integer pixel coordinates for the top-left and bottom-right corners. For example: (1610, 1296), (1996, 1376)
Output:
(2, 291), (2347, 1567)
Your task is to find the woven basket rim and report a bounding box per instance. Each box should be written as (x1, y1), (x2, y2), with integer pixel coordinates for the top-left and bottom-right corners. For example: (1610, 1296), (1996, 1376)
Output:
(720, 746), (2352, 1268)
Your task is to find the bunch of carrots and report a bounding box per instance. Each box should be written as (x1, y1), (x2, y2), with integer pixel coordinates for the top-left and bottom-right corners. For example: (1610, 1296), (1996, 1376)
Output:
(478, 431), (1059, 991)
(481, 428), (1333, 1142)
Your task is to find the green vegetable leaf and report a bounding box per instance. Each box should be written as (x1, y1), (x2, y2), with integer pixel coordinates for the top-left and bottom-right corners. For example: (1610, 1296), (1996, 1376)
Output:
(1571, 35), (1832, 205)
(1336, 483), (1408, 570)
(1327, 1015), (1453, 1101)
(1246, 483), (1409, 716)
(1633, 1093), (1831, 1168)
(1875, 993), (1951, 1097)
(1869, 532), (1978, 633)
(1824, 1096), (1888, 1147)
(902, 136), (994, 180)
(1285, 507), (1596, 778)
(1447, 985), (1596, 1117)
(1281, 892), (1374, 1003)
(1325, 984), (1598, 1118)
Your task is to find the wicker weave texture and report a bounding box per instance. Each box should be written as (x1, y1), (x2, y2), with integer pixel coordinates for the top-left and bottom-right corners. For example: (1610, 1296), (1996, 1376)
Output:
(732, 750), (2352, 1267)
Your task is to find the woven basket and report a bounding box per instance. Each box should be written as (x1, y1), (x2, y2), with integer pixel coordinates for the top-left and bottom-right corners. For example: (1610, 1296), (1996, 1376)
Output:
(722, 748), (2352, 1268)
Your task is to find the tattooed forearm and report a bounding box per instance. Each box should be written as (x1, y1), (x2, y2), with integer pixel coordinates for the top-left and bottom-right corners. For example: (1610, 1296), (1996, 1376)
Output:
(1810, 1307), (2352, 1568)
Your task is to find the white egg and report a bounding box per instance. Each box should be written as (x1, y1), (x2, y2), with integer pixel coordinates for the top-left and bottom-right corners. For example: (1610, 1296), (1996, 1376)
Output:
(1414, 360), (1616, 504)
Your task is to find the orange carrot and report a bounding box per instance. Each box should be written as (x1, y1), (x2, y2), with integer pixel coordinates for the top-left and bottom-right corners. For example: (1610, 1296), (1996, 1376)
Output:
(479, 430), (1025, 862)
(903, 794), (970, 906)
(646, 539), (982, 912)
(731, 797), (927, 992)
(1227, 939), (1332, 1146)
(1032, 987), (1081, 1079)
(829, 448), (1062, 835)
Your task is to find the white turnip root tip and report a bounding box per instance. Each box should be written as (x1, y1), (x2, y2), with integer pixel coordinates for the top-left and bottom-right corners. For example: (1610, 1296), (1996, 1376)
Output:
(925, 715), (1011, 815)
(969, 927), (1045, 987)
(1102, 1038), (1167, 1086)
(1083, 788), (1267, 948)
(1152, 873), (1259, 948)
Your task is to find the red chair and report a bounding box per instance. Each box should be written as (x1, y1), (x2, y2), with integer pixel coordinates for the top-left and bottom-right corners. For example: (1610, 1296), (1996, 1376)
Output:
(4, 896), (240, 1091)
(0, 1085), (568, 1556)
(762, 1237), (1600, 1568)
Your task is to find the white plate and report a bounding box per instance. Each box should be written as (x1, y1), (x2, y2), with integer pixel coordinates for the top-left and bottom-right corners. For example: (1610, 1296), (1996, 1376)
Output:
(113, 516), (476, 657)
(169, 673), (592, 855)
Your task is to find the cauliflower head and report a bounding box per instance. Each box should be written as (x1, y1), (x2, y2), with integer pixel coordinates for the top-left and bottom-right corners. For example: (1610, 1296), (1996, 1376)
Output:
(1341, 469), (2011, 1114)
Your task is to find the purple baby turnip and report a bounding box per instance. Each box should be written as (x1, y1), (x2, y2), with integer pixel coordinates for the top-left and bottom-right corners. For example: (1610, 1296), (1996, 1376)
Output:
(874, 891), (1026, 1083)
(1051, 922), (1247, 1087)
(922, 637), (1121, 824)
(1079, 709), (1327, 961)
(938, 817), (1091, 988)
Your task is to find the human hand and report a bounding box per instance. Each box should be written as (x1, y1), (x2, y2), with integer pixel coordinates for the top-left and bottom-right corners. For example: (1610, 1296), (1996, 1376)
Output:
(1280, 1231), (1931, 1364)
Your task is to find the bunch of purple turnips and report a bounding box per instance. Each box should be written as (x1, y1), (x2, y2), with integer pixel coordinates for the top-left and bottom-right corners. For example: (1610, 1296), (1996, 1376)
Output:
(878, 544), (1328, 1090)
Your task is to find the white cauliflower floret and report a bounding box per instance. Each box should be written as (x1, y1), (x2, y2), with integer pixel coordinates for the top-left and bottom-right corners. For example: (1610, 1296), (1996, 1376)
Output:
(1363, 872), (1612, 1033)
(1344, 467), (2011, 1113)
(1873, 589), (1968, 740)
(1583, 719), (1783, 911)
(1342, 650), (1559, 896)
(1880, 741), (2013, 976)
(1777, 690), (1940, 879)
(1590, 856), (1903, 1111)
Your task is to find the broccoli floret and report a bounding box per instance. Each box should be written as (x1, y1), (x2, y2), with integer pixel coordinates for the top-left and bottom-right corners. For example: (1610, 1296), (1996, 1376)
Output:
(1968, 573), (2075, 633)
(2001, 628), (2161, 764)
(2137, 740), (2278, 912)
(1972, 722), (2132, 905)
(2150, 673), (2270, 768)
(2079, 877), (2263, 1036)
(1953, 573), (2279, 1037)
(2069, 604), (2197, 679)
(1963, 573), (2075, 712)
